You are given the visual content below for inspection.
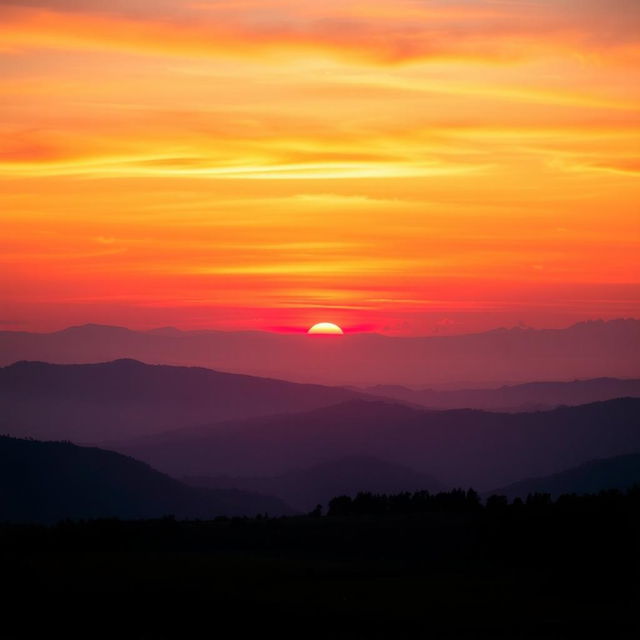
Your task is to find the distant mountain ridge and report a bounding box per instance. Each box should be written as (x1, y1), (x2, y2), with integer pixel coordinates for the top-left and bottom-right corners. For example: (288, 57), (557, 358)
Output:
(0, 436), (293, 523)
(365, 377), (640, 411)
(0, 359), (363, 441)
(491, 453), (640, 499)
(114, 397), (640, 491)
(1, 318), (638, 385)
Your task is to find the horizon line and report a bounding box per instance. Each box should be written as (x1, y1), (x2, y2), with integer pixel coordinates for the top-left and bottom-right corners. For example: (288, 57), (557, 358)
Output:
(2, 317), (639, 340)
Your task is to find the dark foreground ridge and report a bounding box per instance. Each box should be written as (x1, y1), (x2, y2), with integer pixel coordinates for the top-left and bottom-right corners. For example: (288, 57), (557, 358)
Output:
(184, 455), (442, 511)
(3, 488), (639, 638)
(0, 435), (292, 521)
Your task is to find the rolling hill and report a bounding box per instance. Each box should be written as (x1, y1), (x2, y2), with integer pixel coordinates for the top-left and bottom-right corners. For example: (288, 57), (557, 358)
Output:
(114, 397), (640, 491)
(491, 453), (640, 499)
(0, 359), (362, 441)
(365, 377), (640, 412)
(0, 435), (292, 523)
(184, 456), (441, 511)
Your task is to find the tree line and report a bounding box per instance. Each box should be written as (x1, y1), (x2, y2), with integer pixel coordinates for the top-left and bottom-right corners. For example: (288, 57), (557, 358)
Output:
(326, 486), (640, 517)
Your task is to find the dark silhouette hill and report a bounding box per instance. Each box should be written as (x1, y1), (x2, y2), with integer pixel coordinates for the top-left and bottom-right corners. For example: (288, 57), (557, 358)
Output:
(365, 377), (640, 412)
(0, 435), (292, 523)
(1, 318), (638, 385)
(115, 398), (640, 491)
(184, 456), (441, 512)
(492, 453), (640, 499)
(0, 359), (363, 441)
(4, 490), (640, 638)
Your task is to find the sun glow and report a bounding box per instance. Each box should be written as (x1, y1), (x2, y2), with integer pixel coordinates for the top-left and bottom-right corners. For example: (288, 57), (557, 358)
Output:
(308, 322), (344, 335)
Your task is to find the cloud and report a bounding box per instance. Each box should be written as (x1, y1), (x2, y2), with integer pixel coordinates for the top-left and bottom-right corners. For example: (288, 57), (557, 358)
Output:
(563, 0), (640, 45)
(582, 157), (640, 176)
(1, 1), (637, 65)
(0, 0), (178, 15)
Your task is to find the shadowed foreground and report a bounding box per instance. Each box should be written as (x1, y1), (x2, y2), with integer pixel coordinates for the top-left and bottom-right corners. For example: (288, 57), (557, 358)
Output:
(3, 489), (639, 639)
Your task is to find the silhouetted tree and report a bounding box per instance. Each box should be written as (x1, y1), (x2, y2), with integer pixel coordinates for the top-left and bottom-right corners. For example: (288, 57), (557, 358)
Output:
(526, 493), (552, 509)
(327, 495), (352, 517)
(486, 495), (508, 511)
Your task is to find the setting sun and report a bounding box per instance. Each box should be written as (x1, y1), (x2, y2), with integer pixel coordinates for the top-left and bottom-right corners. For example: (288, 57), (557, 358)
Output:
(308, 323), (344, 335)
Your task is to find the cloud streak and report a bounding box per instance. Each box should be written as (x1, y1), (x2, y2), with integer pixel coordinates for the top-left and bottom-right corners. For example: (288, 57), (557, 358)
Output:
(0, 0), (638, 333)
(1, 1), (638, 65)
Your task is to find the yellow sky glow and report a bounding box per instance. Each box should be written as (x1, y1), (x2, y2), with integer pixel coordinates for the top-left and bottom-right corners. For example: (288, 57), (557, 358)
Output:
(1, 0), (638, 334)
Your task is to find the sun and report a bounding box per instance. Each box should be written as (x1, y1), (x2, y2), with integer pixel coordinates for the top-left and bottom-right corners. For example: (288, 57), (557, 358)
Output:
(307, 322), (344, 335)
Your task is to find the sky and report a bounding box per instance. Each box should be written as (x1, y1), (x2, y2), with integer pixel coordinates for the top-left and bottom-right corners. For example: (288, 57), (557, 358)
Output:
(1, 0), (639, 335)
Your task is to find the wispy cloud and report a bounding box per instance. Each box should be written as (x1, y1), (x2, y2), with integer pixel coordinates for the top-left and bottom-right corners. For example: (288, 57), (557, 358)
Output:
(1, 0), (638, 332)
(1, 1), (638, 64)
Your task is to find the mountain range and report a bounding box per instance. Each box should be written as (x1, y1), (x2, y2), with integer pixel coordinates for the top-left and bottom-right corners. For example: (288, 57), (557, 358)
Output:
(365, 377), (640, 412)
(1, 358), (638, 445)
(2, 357), (639, 512)
(114, 397), (640, 491)
(3, 432), (639, 524)
(0, 359), (361, 441)
(2, 319), (638, 386)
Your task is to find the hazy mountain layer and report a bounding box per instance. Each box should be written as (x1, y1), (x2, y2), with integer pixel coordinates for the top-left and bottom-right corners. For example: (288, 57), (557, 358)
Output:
(366, 377), (640, 411)
(1, 318), (638, 386)
(0, 359), (361, 441)
(114, 397), (640, 491)
(0, 436), (292, 523)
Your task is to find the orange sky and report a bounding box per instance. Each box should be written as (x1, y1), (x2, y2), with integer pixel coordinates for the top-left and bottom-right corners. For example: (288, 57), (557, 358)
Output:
(1, 0), (639, 334)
